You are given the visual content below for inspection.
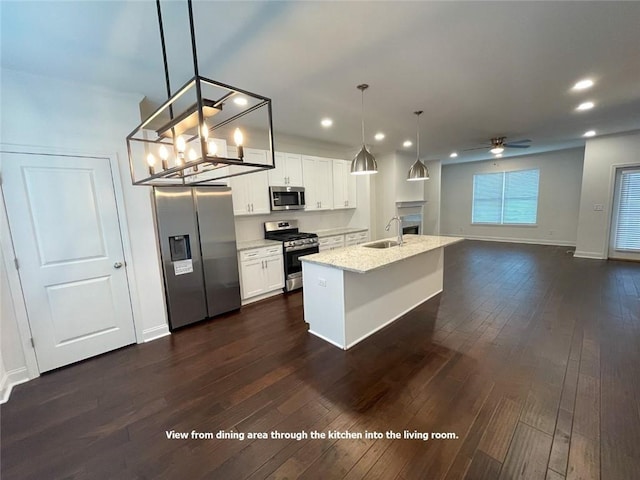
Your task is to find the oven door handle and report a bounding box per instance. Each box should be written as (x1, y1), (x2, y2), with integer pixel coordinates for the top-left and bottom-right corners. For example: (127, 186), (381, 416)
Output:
(285, 244), (319, 253)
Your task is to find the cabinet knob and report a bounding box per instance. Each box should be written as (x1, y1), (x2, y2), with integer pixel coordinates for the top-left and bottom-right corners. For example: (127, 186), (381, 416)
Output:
(114, 262), (123, 269)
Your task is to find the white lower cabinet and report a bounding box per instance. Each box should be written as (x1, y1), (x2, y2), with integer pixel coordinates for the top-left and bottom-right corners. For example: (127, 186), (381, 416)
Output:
(345, 231), (369, 246)
(318, 235), (345, 251)
(239, 245), (284, 301)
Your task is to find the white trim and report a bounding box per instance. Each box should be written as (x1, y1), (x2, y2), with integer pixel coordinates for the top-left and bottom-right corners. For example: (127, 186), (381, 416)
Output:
(460, 234), (576, 247)
(0, 367), (30, 404)
(107, 151), (145, 344)
(0, 177), (40, 380)
(573, 251), (606, 260)
(307, 329), (346, 350)
(143, 324), (171, 342)
(605, 162), (640, 259)
(344, 289), (442, 349)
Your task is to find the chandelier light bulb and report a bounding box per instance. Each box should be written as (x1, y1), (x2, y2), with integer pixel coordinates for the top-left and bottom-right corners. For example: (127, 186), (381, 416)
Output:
(146, 153), (156, 175)
(207, 139), (218, 156)
(234, 128), (245, 160)
(188, 148), (198, 161)
(176, 135), (186, 153)
(201, 124), (209, 140)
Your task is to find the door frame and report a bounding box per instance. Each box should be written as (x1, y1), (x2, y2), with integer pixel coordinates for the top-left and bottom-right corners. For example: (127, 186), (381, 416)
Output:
(606, 161), (640, 260)
(0, 143), (144, 378)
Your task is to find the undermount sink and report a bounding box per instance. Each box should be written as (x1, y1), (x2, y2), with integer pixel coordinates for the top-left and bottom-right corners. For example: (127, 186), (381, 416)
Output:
(363, 240), (400, 249)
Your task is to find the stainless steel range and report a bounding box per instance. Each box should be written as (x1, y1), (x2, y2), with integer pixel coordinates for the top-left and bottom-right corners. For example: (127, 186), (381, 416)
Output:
(264, 220), (319, 292)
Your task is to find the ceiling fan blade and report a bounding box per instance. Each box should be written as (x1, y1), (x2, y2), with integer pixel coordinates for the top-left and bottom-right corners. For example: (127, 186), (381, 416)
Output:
(505, 144), (530, 149)
(504, 139), (531, 145)
(463, 145), (491, 152)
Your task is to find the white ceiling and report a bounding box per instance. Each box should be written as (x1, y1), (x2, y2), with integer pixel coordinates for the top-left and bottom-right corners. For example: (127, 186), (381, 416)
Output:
(2, 1), (640, 164)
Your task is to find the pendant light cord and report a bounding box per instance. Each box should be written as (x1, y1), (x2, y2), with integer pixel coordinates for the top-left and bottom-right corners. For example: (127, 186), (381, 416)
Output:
(361, 89), (365, 144)
(187, 0), (199, 77)
(416, 114), (420, 160)
(414, 110), (423, 161)
(156, 0), (173, 118)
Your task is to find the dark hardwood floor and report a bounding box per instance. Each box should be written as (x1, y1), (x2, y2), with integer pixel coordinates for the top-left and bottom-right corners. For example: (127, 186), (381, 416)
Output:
(2, 240), (639, 480)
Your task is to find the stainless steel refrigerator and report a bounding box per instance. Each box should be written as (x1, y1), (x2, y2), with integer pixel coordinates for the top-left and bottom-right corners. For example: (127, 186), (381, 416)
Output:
(154, 186), (241, 329)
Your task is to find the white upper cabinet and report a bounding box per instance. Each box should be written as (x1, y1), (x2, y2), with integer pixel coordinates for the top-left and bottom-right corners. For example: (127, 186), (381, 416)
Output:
(302, 155), (333, 211)
(228, 146), (270, 216)
(268, 152), (303, 186)
(243, 147), (269, 165)
(332, 159), (357, 209)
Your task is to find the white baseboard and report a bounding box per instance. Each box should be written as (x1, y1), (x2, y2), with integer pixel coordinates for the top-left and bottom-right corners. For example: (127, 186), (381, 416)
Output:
(460, 234), (576, 247)
(142, 324), (171, 342)
(1, 367), (31, 404)
(573, 250), (606, 260)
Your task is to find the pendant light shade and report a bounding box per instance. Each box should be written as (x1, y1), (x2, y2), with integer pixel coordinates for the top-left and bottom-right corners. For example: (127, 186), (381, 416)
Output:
(351, 84), (378, 175)
(407, 110), (430, 181)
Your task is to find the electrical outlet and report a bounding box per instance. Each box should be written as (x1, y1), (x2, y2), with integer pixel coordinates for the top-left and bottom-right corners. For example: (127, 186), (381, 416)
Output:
(549, 230), (554, 236)
(318, 278), (327, 287)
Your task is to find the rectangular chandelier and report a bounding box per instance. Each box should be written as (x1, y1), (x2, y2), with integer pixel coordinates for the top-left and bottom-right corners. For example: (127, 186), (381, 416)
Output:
(126, 76), (275, 186)
(126, 0), (275, 186)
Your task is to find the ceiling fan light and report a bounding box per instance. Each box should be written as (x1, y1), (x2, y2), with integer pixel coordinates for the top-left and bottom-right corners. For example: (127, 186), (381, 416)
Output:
(407, 159), (429, 181)
(351, 145), (378, 175)
(490, 146), (504, 154)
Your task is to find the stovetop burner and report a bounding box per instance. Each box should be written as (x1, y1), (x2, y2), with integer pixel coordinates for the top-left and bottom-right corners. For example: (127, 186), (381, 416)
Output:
(264, 220), (319, 249)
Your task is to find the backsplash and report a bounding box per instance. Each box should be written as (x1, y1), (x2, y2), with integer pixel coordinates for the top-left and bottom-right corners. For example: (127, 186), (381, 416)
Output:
(235, 209), (358, 241)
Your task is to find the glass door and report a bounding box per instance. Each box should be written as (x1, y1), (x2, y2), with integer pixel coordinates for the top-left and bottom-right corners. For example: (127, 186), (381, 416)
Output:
(609, 167), (640, 261)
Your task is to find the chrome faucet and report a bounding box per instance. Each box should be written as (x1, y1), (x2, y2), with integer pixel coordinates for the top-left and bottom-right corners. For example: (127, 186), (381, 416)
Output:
(385, 216), (403, 245)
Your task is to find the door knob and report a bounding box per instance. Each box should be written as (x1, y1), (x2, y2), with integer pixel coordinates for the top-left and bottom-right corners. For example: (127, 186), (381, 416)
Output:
(114, 262), (123, 269)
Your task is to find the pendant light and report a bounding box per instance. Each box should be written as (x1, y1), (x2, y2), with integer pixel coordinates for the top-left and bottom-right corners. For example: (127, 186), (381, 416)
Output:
(407, 110), (430, 181)
(351, 84), (378, 175)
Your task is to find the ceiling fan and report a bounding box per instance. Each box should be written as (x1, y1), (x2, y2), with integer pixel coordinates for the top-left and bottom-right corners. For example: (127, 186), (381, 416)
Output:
(466, 137), (532, 155)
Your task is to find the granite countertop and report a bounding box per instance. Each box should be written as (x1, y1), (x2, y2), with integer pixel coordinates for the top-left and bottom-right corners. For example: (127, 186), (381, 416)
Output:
(236, 238), (282, 252)
(300, 234), (464, 273)
(314, 227), (368, 238)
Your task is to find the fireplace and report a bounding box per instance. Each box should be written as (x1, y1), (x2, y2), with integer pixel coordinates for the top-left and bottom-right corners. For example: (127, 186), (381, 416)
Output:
(396, 200), (425, 236)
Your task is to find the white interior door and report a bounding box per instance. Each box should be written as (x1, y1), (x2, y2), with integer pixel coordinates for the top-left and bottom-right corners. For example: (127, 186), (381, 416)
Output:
(608, 167), (640, 261)
(2, 152), (136, 372)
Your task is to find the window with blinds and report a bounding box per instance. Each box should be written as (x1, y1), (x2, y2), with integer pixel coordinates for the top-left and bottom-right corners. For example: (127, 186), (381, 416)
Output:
(614, 169), (640, 251)
(472, 169), (540, 225)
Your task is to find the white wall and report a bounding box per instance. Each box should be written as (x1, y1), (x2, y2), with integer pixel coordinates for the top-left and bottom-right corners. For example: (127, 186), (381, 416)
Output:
(374, 152), (398, 240)
(423, 160), (441, 235)
(0, 69), (170, 389)
(575, 130), (640, 259)
(441, 148), (584, 246)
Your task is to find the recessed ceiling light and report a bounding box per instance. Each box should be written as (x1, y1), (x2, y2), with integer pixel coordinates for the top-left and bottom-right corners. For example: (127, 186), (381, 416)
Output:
(572, 79), (594, 91)
(321, 118), (333, 127)
(403, 140), (412, 147)
(233, 97), (248, 106)
(449, 152), (458, 158)
(374, 132), (385, 141)
(583, 130), (596, 137)
(576, 101), (595, 111)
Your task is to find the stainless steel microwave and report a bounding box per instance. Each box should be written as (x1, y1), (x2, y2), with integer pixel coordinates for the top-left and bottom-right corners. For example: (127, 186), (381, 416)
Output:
(270, 186), (306, 211)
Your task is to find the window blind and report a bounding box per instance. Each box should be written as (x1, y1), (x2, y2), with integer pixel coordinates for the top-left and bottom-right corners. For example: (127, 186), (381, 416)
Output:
(614, 170), (640, 251)
(472, 169), (539, 225)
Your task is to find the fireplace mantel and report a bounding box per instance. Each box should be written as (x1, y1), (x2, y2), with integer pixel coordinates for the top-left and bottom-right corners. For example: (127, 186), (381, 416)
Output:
(396, 200), (427, 208)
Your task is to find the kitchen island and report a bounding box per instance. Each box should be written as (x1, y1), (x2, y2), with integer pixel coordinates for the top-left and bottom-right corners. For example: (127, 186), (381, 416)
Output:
(300, 234), (463, 349)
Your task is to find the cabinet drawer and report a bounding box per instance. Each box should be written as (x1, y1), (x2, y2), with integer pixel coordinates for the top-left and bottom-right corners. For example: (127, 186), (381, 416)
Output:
(264, 245), (283, 256)
(240, 245), (282, 262)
